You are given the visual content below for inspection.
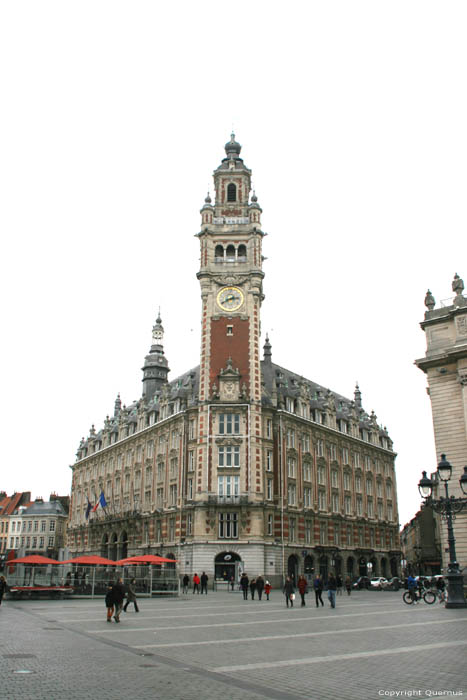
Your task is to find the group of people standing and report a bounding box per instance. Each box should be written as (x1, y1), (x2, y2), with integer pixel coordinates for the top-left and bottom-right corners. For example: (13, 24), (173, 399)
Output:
(182, 572), (209, 594)
(239, 573), (271, 600)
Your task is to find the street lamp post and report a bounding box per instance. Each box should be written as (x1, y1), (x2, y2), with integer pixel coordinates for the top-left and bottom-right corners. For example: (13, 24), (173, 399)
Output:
(418, 455), (467, 609)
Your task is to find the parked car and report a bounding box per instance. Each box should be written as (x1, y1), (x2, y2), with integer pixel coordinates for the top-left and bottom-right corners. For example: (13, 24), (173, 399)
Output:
(382, 576), (401, 591)
(352, 576), (371, 590)
(369, 577), (388, 590)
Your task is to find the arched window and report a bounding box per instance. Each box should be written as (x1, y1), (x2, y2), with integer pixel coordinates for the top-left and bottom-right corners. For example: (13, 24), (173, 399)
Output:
(237, 244), (247, 261)
(215, 245), (224, 261)
(226, 245), (235, 261)
(227, 183), (236, 202)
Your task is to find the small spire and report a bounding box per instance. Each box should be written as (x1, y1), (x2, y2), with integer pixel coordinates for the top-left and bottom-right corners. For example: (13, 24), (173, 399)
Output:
(114, 393), (122, 417)
(152, 311), (164, 347)
(205, 191), (212, 204)
(263, 334), (272, 362)
(354, 383), (362, 409)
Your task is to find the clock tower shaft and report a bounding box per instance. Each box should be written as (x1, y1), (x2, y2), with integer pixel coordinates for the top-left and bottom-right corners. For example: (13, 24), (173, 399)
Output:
(195, 134), (265, 505)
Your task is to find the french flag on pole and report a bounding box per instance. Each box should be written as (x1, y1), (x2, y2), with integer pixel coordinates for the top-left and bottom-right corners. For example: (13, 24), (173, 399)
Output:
(92, 491), (107, 513)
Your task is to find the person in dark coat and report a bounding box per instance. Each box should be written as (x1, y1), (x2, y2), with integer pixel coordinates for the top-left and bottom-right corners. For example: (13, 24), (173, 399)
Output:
(112, 578), (125, 622)
(0, 576), (7, 606)
(336, 574), (343, 596)
(314, 574), (324, 607)
(297, 575), (308, 607)
(345, 575), (352, 596)
(240, 572), (249, 600)
(182, 574), (189, 594)
(283, 576), (295, 608)
(256, 575), (264, 600)
(250, 577), (257, 600)
(105, 583), (114, 622)
(123, 578), (139, 613)
(327, 572), (337, 609)
(200, 571), (208, 594)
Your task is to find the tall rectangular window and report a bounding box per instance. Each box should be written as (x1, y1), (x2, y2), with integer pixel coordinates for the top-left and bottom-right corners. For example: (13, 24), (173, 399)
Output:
(356, 495), (363, 516)
(188, 451), (195, 471)
(304, 486), (312, 508)
(303, 462), (312, 482)
(187, 513), (192, 536)
(187, 478), (193, 500)
(169, 517), (175, 541)
(218, 475), (239, 497)
(332, 492), (339, 512)
(219, 414), (240, 435)
(344, 495), (351, 514)
(320, 522), (327, 545)
(218, 445), (240, 467)
(219, 512), (238, 539)
(287, 457), (296, 478)
(287, 429), (295, 448)
(266, 450), (273, 471)
(289, 517), (296, 541)
(287, 483), (296, 506)
(267, 479), (273, 500)
(267, 514), (273, 536)
(169, 484), (177, 506)
(266, 419), (272, 438)
(318, 489), (326, 510)
(305, 519), (312, 544)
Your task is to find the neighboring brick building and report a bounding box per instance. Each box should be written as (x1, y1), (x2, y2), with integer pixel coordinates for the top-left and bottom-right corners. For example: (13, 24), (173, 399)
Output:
(416, 275), (467, 574)
(68, 136), (400, 586)
(9, 497), (68, 560)
(0, 492), (31, 565)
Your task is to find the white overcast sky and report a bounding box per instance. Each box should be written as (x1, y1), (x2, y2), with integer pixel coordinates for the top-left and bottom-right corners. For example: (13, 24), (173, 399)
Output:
(1, 1), (466, 528)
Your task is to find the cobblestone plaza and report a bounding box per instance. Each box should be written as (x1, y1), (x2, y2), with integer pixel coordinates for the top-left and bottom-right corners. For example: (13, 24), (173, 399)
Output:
(1, 590), (466, 699)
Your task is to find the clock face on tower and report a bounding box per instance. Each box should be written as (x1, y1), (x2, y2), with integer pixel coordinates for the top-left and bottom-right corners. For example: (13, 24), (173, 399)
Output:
(217, 286), (244, 311)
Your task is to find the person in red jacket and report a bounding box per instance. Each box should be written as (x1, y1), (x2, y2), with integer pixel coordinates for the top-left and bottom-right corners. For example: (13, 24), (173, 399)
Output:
(297, 575), (308, 607)
(264, 580), (272, 600)
(192, 573), (200, 594)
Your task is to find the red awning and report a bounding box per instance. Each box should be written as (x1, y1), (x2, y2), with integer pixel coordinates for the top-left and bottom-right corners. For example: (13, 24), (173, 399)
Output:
(7, 554), (60, 565)
(116, 554), (178, 565)
(59, 555), (117, 566)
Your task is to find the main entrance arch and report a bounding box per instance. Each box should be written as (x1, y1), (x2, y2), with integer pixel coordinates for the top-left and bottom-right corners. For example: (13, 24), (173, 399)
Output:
(287, 555), (299, 582)
(215, 551), (241, 581)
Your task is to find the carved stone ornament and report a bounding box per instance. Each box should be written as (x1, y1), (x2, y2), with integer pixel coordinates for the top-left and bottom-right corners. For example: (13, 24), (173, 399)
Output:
(455, 314), (467, 337)
(213, 275), (248, 287)
(218, 357), (241, 401)
(458, 368), (467, 386)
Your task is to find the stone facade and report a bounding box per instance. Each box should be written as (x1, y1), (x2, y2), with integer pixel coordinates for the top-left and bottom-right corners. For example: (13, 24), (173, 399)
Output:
(416, 276), (467, 574)
(68, 136), (401, 586)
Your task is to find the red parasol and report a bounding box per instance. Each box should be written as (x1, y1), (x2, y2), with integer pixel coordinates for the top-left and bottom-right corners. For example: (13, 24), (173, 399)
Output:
(59, 555), (117, 566)
(116, 554), (178, 565)
(7, 554), (60, 565)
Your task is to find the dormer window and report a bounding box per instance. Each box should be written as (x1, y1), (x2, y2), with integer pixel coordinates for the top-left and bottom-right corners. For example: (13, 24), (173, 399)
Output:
(227, 183), (236, 202)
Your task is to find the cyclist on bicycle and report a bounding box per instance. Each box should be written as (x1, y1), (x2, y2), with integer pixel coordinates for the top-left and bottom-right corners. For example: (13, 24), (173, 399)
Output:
(407, 574), (418, 603)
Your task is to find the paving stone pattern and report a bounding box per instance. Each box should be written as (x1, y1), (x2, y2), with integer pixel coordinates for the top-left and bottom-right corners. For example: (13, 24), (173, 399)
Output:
(1, 590), (466, 700)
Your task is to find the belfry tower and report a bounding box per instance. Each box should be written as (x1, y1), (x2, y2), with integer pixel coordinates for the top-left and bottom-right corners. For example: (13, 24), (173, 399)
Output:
(194, 134), (266, 549)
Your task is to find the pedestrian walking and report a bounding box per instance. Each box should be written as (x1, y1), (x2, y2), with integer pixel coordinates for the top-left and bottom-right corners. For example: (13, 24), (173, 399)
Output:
(123, 578), (139, 613)
(230, 576), (235, 591)
(314, 574), (324, 607)
(200, 571), (208, 594)
(240, 572), (249, 600)
(336, 574), (343, 595)
(192, 573), (200, 594)
(112, 578), (125, 623)
(250, 577), (257, 600)
(182, 574), (189, 594)
(0, 575), (7, 606)
(256, 575), (264, 600)
(436, 576), (446, 603)
(264, 580), (272, 600)
(105, 583), (114, 622)
(297, 575), (307, 607)
(345, 575), (352, 596)
(283, 576), (295, 608)
(327, 572), (337, 609)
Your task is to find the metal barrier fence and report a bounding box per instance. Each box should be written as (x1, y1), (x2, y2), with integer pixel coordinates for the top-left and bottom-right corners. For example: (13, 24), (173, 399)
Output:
(5, 564), (179, 598)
